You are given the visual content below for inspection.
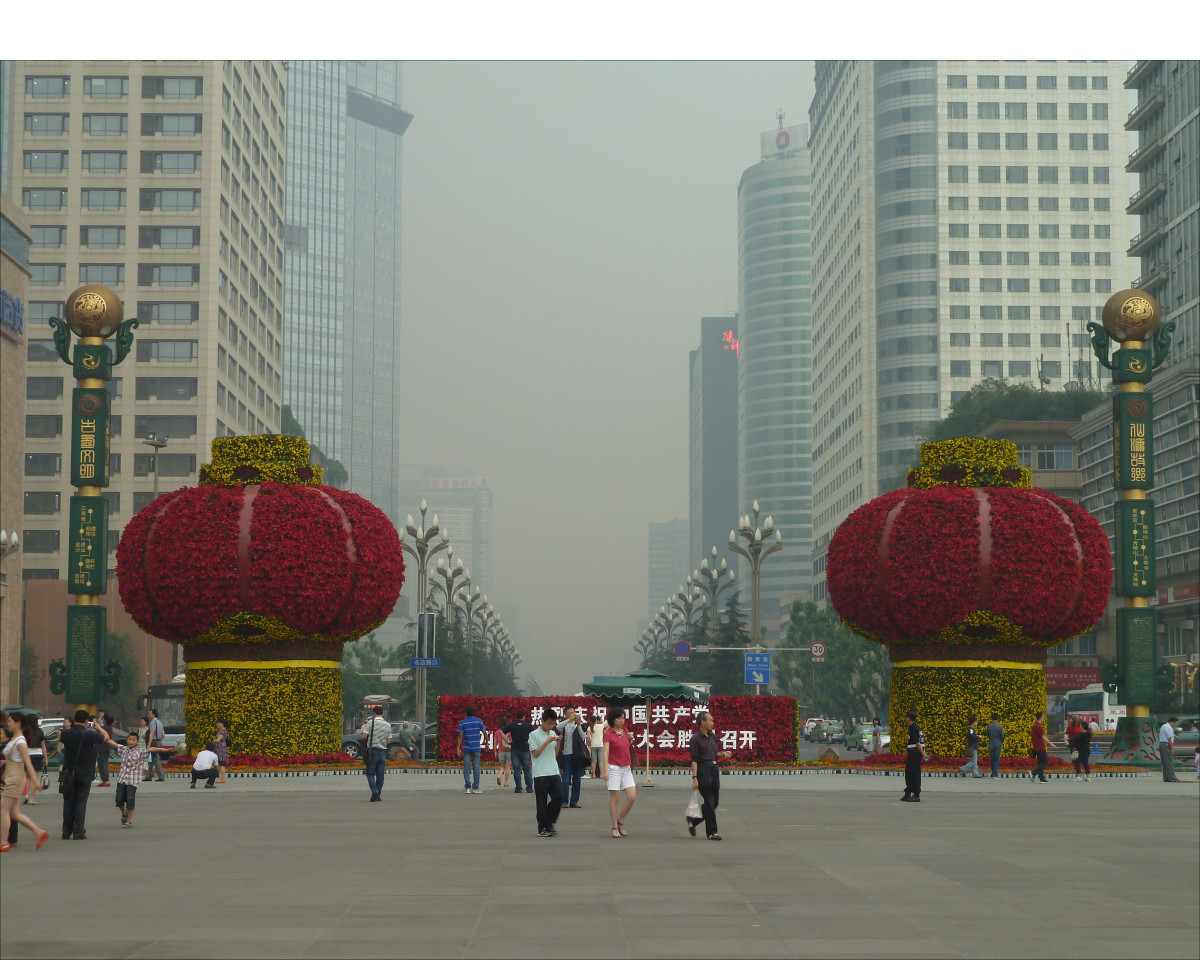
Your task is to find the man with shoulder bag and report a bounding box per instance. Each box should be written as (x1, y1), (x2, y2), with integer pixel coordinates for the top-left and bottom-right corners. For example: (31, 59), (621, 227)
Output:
(362, 706), (390, 802)
(58, 709), (107, 839)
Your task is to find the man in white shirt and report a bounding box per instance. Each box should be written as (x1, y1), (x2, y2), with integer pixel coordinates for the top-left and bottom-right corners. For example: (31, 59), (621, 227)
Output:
(191, 744), (220, 788)
(1087, 719), (1101, 734)
(1158, 717), (1180, 782)
(146, 710), (167, 781)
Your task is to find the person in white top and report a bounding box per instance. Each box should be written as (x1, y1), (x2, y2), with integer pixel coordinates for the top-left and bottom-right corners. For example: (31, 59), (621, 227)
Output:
(191, 745), (220, 789)
(1158, 718), (1180, 783)
(1087, 719), (1101, 734)
(1, 711), (50, 851)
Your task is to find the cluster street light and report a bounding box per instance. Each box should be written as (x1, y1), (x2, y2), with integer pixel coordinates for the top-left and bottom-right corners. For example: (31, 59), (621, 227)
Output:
(401, 500), (451, 758)
(728, 499), (784, 646)
(456, 582), (487, 694)
(0, 529), (19, 563)
(693, 546), (735, 640)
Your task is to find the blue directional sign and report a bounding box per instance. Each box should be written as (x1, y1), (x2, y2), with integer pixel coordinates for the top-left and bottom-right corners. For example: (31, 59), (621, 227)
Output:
(744, 652), (771, 686)
(410, 657), (441, 668)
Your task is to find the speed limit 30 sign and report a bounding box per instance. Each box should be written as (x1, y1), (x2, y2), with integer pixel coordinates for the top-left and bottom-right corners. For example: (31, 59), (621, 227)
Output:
(810, 641), (826, 662)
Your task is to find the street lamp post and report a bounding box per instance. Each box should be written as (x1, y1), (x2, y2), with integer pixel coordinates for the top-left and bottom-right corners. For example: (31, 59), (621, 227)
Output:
(142, 432), (171, 674)
(693, 546), (735, 640)
(670, 581), (704, 630)
(402, 499), (451, 761)
(457, 584), (486, 694)
(728, 499), (784, 650)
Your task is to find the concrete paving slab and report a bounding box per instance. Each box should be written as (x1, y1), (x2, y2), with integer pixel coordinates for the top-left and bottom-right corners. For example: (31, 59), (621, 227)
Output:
(1, 772), (1195, 959)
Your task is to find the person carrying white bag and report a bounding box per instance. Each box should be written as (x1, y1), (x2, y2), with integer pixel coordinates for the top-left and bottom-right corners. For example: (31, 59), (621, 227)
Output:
(685, 711), (732, 841)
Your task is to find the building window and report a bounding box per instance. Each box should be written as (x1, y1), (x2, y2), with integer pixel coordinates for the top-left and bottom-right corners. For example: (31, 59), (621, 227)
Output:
(1005, 75), (1027, 89)
(980, 278), (1002, 292)
(1071, 251), (1090, 266)
(24, 453), (62, 476)
(949, 305), (970, 319)
(25, 75), (70, 97)
(143, 76), (204, 99)
(948, 165), (968, 183)
(1007, 252), (1030, 265)
(1007, 224), (1030, 240)
(1040, 307), (1061, 322)
(949, 333), (970, 346)
(981, 333), (1004, 347)
(948, 75), (967, 88)
(1005, 102), (1027, 119)
(949, 278), (970, 292)
(981, 360), (1004, 378)
(1039, 198), (1059, 212)
(948, 223), (968, 238)
(80, 189), (126, 211)
(1071, 279), (1091, 293)
(1006, 133), (1028, 150)
(23, 150), (68, 172)
(1069, 133), (1088, 150)
(84, 77), (129, 98)
(978, 132), (1001, 150)
(1008, 305), (1031, 320)
(135, 339), (199, 362)
(1037, 133), (1058, 151)
(82, 114), (129, 136)
(978, 102), (1000, 119)
(1070, 197), (1089, 212)
(1036, 76), (1057, 89)
(979, 196), (1002, 210)
(1037, 102), (1058, 120)
(23, 491), (61, 515)
(134, 377), (198, 400)
(26, 340), (58, 362)
(979, 223), (1002, 238)
(1006, 166), (1028, 183)
(140, 151), (202, 174)
(1009, 361), (1032, 377)
(24, 113), (69, 135)
(1040, 278), (1061, 292)
(141, 114), (202, 136)
(1037, 445), (1073, 470)
(1092, 134), (1108, 151)
(138, 264), (200, 287)
(1038, 166), (1058, 184)
(139, 226), (200, 249)
(82, 150), (127, 173)
(1009, 333), (1031, 347)
(30, 226), (66, 249)
(22, 188), (66, 211)
(138, 301), (200, 325)
(947, 101), (968, 119)
(1039, 225), (1060, 240)
(21, 530), (61, 554)
(978, 166), (1001, 183)
(81, 226), (125, 249)
(1042, 333), (1061, 347)
(980, 306), (1002, 320)
(948, 251), (969, 265)
(947, 132), (968, 149)
(30, 264), (66, 286)
(977, 75), (999, 88)
(1096, 279), (1112, 293)
(980, 251), (1002, 265)
(1093, 167), (1109, 184)
(950, 360), (971, 377)
(1070, 225), (1090, 239)
(1067, 76), (1087, 90)
(1007, 277), (1030, 291)
(1069, 167), (1089, 184)
(25, 414), (63, 438)
(139, 189), (200, 212)
(79, 264), (124, 285)
(134, 453), (196, 477)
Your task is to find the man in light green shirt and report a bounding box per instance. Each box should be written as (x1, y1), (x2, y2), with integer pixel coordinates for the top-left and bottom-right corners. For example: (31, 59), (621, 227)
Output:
(528, 706), (563, 837)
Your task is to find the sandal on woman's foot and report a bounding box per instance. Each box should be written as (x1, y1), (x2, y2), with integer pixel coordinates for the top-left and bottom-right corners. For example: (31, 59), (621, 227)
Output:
(610, 828), (622, 839)
(36, 830), (50, 849)
(0, 844), (10, 852)
(617, 821), (627, 837)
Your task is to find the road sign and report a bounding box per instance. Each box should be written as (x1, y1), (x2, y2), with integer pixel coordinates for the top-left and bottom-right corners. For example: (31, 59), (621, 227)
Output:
(811, 641), (826, 661)
(674, 640), (691, 657)
(380, 667), (405, 681)
(410, 657), (441, 668)
(744, 652), (771, 686)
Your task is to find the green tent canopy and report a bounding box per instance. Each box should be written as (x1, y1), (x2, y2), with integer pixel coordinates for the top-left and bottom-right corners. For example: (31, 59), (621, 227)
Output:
(582, 670), (708, 784)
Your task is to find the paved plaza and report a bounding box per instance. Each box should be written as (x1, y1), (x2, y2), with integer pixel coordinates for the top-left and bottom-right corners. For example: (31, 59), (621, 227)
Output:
(1, 770), (1196, 960)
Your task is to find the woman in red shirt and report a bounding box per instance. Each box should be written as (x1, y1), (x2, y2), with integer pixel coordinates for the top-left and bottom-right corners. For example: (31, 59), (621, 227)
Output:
(601, 708), (636, 839)
(1029, 711), (1049, 783)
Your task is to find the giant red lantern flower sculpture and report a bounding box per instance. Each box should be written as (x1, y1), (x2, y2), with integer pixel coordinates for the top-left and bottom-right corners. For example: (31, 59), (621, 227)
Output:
(826, 438), (1111, 758)
(117, 436), (404, 756)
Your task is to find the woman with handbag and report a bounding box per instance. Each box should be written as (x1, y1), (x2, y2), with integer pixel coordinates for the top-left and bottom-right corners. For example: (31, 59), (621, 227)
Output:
(0, 711), (50, 852)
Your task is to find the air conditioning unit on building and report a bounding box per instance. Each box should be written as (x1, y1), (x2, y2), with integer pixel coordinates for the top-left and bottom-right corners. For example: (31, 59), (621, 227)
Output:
(1183, 620), (1195, 630)
(1078, 659), (1094, 667)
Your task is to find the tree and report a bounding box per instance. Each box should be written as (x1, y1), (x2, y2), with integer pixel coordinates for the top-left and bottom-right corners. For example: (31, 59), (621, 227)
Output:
(19, 642), (39, 702)
(775, 600), (890, 721)
(341, 634), (415, 723)
(280, 403), (350, 489)
(98, 631), (144, 726)
(638, 593), (753, 695)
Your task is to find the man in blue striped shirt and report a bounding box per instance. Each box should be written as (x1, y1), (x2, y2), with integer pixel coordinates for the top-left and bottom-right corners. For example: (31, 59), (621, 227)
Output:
(457, 706), (487, 794)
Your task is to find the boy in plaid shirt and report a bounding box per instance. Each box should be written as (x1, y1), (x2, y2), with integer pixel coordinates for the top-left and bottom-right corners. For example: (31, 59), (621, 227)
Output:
(101, 730), (169, 827)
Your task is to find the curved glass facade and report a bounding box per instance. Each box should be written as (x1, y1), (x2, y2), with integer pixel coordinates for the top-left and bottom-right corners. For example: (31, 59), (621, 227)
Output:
(737, 126), (813, 622)
(873, 61), (940, 490)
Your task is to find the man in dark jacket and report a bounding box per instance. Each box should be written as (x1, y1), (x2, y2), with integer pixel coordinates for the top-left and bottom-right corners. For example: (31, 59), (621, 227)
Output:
(901, 710), (926, 802)
(58, 709), (107, 839)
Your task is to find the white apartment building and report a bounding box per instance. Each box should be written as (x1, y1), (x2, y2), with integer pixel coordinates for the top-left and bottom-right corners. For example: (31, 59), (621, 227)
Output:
(810, 60), (1133, 601)
(11, 60), (287, 583)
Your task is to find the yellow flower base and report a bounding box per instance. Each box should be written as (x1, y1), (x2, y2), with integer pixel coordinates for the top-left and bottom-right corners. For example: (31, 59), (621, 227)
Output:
(887, 662), (1046, 758)
(185, 663), (342, 757)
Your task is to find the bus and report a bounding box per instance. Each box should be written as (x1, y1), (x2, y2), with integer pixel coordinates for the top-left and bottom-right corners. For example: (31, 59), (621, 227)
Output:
(137, 678), (188, 750)
(1065, 683), (1126, 730)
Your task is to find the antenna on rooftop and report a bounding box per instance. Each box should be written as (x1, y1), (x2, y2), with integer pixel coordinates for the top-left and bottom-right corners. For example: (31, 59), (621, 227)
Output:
(776, 108), (786, 130)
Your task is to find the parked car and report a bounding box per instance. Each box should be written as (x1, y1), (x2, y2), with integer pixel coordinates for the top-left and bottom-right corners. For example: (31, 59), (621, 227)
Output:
(827, 721), (846, 744)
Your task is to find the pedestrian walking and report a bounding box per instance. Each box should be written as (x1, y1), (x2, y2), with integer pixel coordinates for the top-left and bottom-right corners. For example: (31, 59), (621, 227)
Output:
(502, 714), (536, 794)
(213, 719), (230, 784)
(456, 705), (487, 794)
(93, 712), (114, 786)
(98, 728), (170, 827)
(190, 745), (220, 788)
(589, 716), (605, 778)
(529, 705), (563, 837)
(1071, 719), (1092, 782)
(58, 708), (107, 839)
(1159, 717), (1180, 782)
(986, 713), (1005, 777)
(0, 713), (50, 852)
(959, 715), (982, 777)
(901, 710), (925, 802)
(686, 711), (732, 840)
(362, 705), (390, 802)
(19, 715), (47, 807)
(494, 716), (512, 787)
(146, 709), (167, 781)
(136, 717), (150, 778)
(1029, 711), (1049, 783)
(602, 708), (637, 837)
(555, 706), (586, 808)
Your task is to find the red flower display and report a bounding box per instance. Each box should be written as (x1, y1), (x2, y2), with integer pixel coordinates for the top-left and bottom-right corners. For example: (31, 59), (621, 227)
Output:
(436, 695), (798, 764)
(117, 482), (404, 644)
(827, 484), (1110, 646)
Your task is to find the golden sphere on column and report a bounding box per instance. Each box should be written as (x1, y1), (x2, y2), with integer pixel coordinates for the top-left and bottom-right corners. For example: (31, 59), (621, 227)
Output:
(1101, 289), (1160, 343)
(63, 285), (124, 339)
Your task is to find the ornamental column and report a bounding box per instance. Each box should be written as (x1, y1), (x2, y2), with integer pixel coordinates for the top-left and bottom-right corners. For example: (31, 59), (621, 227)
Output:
(1088, 290), (1176, 766)
(45, 286), (138, 713)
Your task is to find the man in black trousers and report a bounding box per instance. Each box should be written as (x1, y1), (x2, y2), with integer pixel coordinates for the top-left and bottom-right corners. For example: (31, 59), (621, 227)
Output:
(687, 711), (733, 840)
(901, 710), (926, 802)
(57, 709), (107, 839)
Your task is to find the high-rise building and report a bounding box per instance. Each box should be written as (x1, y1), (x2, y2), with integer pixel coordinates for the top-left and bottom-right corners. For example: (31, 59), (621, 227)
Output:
(10, 60), (287, 607)
(647, 517), (690, 622)
(809, 60), (1134, 601)
(1125, 60), (1198, 363)
(283, 62), (412, 524)
(737, 121), (813, 625)
(689, 315), (739, 576)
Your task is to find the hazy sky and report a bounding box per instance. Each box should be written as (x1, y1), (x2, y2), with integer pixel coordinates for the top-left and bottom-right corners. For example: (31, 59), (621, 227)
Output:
(398, 62), (816, 692)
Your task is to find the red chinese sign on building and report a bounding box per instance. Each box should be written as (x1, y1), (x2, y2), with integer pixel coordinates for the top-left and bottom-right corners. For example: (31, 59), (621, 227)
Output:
(1044, 667), (1102, 691)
